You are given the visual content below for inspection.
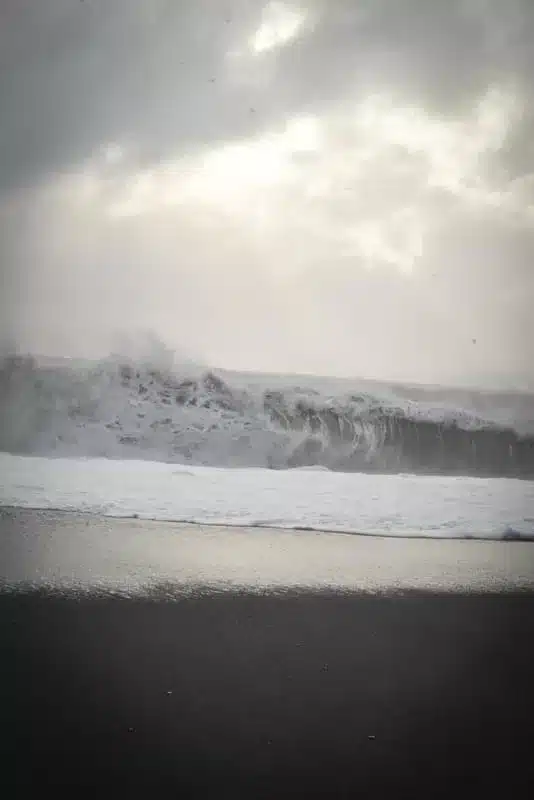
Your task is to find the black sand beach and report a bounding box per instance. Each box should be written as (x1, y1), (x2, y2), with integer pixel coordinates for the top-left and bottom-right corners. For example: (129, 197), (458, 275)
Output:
(3, 511), (534, 796)
(5, 589), (534, 796)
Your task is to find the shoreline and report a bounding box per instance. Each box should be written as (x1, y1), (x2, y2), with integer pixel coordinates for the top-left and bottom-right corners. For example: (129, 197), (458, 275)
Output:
(2, 507), (534, 593)
(3, 508), (534, 793)
(3, 503), (534, 542)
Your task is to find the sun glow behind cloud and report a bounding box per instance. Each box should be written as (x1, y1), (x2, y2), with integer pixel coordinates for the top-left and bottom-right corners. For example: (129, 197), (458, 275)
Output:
(66, 82), (526, 281)
(250, 1), (307, 53)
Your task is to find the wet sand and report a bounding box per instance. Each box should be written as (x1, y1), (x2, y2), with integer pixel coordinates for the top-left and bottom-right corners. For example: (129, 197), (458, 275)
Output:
(2, 509), (534, 795)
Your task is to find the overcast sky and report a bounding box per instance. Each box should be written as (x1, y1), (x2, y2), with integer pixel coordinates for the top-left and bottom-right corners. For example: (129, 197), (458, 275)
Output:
(1, 0), (534, 388)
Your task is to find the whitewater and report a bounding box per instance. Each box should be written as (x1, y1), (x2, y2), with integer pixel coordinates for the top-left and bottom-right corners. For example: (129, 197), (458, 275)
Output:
(1, 353), (534, 476)
(1, 353), (533, 540)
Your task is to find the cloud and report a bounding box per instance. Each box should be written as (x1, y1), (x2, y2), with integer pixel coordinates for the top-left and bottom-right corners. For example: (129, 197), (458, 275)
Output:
(2, 0), (534, 193)
(249, 1), (309, 53)
(1, 0), (533, 387)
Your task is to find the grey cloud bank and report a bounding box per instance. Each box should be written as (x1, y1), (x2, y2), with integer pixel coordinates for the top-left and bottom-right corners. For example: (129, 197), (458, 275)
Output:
(1, 0), (533, 389)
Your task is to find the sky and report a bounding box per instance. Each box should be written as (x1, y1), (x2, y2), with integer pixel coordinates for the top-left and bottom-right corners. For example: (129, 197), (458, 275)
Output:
(1, 0), (534, 389)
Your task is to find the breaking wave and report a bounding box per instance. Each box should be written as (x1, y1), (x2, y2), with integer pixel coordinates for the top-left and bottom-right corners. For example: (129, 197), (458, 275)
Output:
(1, 354), (533, 479)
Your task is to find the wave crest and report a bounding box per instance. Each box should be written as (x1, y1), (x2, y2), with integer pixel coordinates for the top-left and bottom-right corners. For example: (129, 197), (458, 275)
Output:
(0, 354), (533, 479)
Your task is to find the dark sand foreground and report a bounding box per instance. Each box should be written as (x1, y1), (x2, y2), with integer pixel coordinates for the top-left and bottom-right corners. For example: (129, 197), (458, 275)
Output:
(2, 509), (534, 796)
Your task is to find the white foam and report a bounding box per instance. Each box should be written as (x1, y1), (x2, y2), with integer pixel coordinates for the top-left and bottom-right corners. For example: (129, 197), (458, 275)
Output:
(1, 453), (533, 540)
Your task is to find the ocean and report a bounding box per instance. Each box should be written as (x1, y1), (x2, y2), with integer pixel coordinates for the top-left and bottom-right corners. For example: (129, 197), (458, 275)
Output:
(1, 354), (534, 477)
(1, 353), (533, 540)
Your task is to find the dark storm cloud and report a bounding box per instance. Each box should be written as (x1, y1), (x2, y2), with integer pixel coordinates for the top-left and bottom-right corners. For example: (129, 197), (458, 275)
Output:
(1, 0), (534, 195)
(0, 0), (260, 193)
(274, 0), (534, 176)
